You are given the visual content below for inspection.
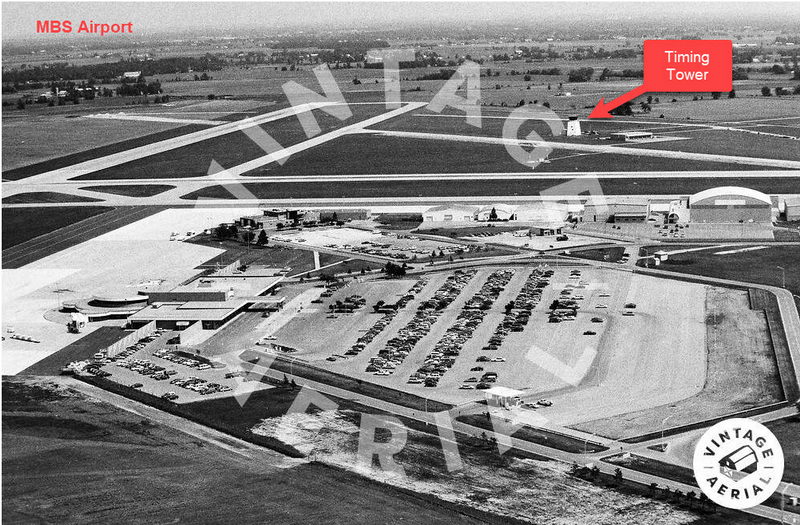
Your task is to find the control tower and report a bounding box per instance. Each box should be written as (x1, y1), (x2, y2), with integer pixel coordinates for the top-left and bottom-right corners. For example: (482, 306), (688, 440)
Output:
(566, 115), (581, 137)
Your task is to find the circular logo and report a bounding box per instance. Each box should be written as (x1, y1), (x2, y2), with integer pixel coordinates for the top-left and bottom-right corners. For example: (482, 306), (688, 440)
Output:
(693, 418), (784, 509)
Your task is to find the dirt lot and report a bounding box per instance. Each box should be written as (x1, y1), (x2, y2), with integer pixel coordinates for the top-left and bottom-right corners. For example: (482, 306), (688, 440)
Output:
(573, 287), (782, 439)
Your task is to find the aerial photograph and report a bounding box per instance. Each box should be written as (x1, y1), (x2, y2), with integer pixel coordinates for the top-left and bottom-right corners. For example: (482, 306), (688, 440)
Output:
(1, 1), (799, 523)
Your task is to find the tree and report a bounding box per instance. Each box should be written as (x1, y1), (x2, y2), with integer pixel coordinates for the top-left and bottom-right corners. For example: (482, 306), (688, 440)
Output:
(728, 89), (736, 98)
(228, 225), (238, 238)
(711, 91), (721, 100)
(216, 224), (229, 239)
(257, 230), (268, 245)
(243, 230), (256, 244)
(761, 86), (772, 97)
(614, 468), (623, 484)
(489, 207), (498, 221)
(16, 98), (25, 110)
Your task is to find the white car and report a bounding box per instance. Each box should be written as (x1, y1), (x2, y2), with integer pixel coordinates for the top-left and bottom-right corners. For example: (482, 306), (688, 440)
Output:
(595, 304), (608, 309)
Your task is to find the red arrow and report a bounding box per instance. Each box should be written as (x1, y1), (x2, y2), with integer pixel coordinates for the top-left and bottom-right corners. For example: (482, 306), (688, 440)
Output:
(588, 84), (648, 119)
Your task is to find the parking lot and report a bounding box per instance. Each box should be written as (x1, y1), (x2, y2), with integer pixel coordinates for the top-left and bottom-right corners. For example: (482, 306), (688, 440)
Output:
(94, 329), (272, 404)
(258, 264), (708, 409)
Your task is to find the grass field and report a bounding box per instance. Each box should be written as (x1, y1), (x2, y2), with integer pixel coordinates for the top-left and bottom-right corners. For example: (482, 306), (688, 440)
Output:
(71, 104), (393, 181)
(638, 245), (800, 299)
(2, 191), (103, 204)
(2, 377), (495, 525)
(180, 176), (800, 201)
(618, 129), (800, 161)
(234, 134), (767, 177)
(80, 184), (176, 197)
(766, 415), (800, 485)
(1, 205), (113, 250)
(567, 246), (627, 263)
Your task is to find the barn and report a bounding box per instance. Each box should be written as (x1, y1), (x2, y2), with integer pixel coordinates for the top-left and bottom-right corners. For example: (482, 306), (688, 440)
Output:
(688, 187), (773, 224)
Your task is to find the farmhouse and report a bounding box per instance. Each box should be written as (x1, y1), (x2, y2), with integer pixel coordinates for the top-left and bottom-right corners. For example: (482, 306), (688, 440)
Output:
(688, 186), (773, 223)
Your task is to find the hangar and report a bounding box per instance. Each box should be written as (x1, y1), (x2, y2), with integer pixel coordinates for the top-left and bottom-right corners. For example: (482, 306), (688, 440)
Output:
(423, 204), (478, 223)
(476, 203), (515, 222)
(689, 187), (773, 223)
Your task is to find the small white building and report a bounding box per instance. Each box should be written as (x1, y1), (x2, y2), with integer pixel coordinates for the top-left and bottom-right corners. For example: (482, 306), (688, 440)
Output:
(485, 386), (525, 408)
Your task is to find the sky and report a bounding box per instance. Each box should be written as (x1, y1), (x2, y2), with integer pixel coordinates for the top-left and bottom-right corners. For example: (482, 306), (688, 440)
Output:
(3, 1), (799, 42)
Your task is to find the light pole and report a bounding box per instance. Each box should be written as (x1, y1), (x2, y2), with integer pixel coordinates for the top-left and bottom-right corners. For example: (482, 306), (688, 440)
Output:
(777, 266), (786, 289)
(781, 482), (796, 524)
(661, 412), (676, 443)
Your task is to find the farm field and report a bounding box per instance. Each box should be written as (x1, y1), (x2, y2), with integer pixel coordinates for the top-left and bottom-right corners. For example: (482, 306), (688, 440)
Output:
(180, 176), (800, 201)
(617, 129), (800, 161)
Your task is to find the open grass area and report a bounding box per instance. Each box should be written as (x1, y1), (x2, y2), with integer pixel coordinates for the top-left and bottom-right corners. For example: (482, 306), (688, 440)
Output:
(72, 104), (391, 181)
(236, 134), (766, 177)
(80, 184), (176, 197)
(638, 245), (800, 298)
(3, 377), (494, 525)
(2, 191), (103, 204)
(765, 415), (800, 485)
(181, 176), (800, 201)
(567, 246), (627, 263)
(1, 205), (113, 250)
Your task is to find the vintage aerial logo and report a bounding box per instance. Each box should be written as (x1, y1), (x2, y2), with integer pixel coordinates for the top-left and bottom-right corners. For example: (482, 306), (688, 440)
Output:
(693, 418), (784, 509)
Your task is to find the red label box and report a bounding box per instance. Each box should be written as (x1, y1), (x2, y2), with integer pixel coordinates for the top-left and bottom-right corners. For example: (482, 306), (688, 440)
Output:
(644, 40), (732, 92)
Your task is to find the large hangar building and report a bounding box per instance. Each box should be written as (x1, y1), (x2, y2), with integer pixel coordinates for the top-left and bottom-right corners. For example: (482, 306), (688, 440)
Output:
(688, 187), (774, 223)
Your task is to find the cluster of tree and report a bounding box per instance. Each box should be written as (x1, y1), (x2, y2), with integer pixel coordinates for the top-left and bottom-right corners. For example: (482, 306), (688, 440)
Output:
(571, 47), (638, 60)
(761, 85), (800, 96)
(384, 262), (407, 277)
(732, 68), (749, 80)
(117, 77), (162, 97)
(4, 55), (226, 84)
(598, 68), (643, 80)
(567, 67), (595, 82)
(414, 69), (456, 81)
(524, 68), (562, 76)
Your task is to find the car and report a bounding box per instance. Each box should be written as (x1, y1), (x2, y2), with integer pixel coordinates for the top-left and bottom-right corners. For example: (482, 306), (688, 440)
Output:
(595, 304), (608, 309)
(490, 357), (506, 362)
(326, 356), (337, 362)
(464, 377), (478, 383)
(623, 311), (635, 316)
(537, 399), (553, 407)
(459, 384), (475, 390)
(475, 382), (491, 390)
(130, 383), (143, 389)
(583, 331), (597, 335)
(590, 317), (603, 323)
(470, 366), (484, 372)
(625, 303), (637, 309)
(476, 355), (490, 362)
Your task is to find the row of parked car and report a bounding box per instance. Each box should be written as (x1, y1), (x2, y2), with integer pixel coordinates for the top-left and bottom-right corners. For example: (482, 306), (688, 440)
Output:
(411, 269), (516, 387)
(365, 270), (478, 376)
(457, 268), (554, 389)
(111, 329), (168, 361)
(324, 295), (367, 314)
(115, 358), (178, 381)
(169, 376), (233, 396)
(336, 279), (429, 361)
(549, 269), (587, 322)
(153, 348), (213, 370)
